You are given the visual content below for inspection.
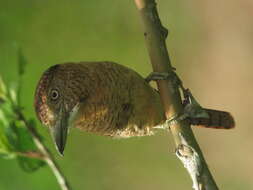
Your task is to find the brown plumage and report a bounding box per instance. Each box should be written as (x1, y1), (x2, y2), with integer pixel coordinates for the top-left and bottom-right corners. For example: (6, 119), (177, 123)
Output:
(34, 62), (235, 154)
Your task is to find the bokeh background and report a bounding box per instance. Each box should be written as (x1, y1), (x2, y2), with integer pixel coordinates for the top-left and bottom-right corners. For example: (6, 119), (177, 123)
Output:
(0, 0), (252, 189)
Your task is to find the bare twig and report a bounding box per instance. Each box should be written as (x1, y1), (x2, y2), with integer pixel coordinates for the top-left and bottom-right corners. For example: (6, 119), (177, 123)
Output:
(15, 151), (45, 160)
(16, 110), (72, 190)
(133, 0), (218, 189)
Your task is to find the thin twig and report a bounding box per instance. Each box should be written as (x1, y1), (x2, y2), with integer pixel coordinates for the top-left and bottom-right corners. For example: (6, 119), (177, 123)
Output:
(15, 151), (45, 160)
(16, 110), (72, 190)
(133, 0), (218, 189)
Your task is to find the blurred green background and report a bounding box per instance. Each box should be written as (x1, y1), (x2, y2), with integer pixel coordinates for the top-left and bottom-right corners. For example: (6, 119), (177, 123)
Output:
(0, 0), (252, 189)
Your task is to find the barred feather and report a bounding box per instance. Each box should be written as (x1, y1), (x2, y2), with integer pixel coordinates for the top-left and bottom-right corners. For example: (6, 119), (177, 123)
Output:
(189, 109), (235, 129)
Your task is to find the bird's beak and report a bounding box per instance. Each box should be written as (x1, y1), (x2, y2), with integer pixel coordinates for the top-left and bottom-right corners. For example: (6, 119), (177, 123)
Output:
(50, 105), (69, 156)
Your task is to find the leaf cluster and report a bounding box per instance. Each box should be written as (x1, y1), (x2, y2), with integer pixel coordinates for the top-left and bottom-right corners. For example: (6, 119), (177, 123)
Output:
(0, 48), (45, 172)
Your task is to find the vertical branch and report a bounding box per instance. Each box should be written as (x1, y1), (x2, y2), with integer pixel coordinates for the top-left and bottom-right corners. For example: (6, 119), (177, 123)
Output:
(134, 0), (218, 189)
(16, 111), (72, 190)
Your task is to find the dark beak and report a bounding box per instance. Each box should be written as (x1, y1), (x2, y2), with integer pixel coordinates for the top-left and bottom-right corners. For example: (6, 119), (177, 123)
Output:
(50, 105), (69, 156)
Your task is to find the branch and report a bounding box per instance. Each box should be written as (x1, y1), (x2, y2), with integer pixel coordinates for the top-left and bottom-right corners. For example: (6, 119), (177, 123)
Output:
(15, 151), (45, 160)
(134, 0), (218, 189)
(16, 110), (72, 190)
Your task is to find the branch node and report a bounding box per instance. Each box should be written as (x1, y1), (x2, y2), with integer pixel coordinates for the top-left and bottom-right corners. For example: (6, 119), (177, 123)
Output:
(176, 133), (203, 190)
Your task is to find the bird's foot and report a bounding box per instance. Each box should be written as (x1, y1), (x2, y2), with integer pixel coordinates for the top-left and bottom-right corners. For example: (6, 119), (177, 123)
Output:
(145, 68), (180, 83)
(159, 113), (188, 130)
(182, 89), (209, 119)
(145, 72), (171, 83)
(146, 70), (208, 128)
(153, 113), (187, 130)
(154, 90), (209, 130)
(145, 69), (184, 94)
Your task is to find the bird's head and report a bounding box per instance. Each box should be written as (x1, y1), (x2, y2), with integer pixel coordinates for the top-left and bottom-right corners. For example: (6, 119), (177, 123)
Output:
(34, 63), (87, 155)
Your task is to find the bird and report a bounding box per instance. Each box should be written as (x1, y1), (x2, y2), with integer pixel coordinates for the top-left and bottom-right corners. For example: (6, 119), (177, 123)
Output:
(34, 61), (235, 155)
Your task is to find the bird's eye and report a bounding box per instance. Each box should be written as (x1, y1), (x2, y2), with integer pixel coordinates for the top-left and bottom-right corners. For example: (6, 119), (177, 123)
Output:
(50, 89), (59, 101)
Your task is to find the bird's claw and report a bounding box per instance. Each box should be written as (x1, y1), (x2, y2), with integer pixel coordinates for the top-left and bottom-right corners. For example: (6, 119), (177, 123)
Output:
(159, 90), (209, 130)
(161, 113), (188, 130)
(146, 70), (208, 129)
(182, 89), (209, 119)
(145, 72), (171, 83)
(145, 69), (180, 84)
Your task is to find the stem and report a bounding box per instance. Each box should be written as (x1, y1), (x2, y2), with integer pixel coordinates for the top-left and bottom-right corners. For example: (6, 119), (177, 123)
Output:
(15, 151), (45, 160)
(16, 111), (72, 190)
(133, 0), (218, 189)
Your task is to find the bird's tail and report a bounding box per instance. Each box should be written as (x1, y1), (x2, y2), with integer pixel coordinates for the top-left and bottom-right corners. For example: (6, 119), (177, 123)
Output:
(188, 109), (235, 129)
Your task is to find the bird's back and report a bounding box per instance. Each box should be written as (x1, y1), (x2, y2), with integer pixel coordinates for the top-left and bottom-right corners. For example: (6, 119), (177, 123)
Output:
(69, 62), (165, 137)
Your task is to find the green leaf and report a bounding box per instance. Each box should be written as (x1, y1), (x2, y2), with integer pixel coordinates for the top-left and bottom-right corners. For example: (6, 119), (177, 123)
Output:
(0, 76), (7, 102)
(17, 47), (27, 76)
(0, 108), (9, 128)
(11, 120), (35, 151)
(0, 105), (15, 158)
(0, 89), (45, 171)
(8, 84), (18, 106)
(11, 121), (45, 172)
(0, 108), (16, 157)
(17, 156), (45, 172)
(16, 47), (27, 106)
(0, 51), (45, 172)
(0, 121), (14, 158)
